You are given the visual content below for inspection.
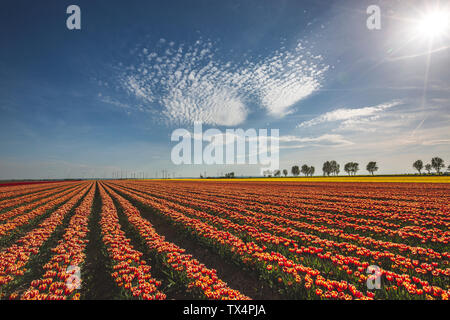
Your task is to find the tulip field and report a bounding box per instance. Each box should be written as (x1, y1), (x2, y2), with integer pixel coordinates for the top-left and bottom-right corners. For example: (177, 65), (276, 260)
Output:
(0, 179), (448, 300)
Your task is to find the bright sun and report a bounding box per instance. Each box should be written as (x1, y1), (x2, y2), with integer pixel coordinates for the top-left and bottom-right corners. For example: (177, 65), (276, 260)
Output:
(417, 11), (449, 38)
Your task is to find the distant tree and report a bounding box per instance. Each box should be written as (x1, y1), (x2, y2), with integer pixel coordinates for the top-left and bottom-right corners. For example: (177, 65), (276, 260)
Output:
(301, 164), (310, 176)
(291, 165), (300, 176)
(366, 161), (378, 175)
(344, 162), (352, 175)
(224, 172), (235, 178)
(413, 160), (423, 174)
(274, 170), (281, 177)
(322, 161), (332, 176)
(344, 162), (359, 175)
(447, 165), (450, 173)
(330, 161), (340, 175)
(425, 164), (432, 174)
(352, 162), (359, 175)
(283, 169), (288, 177)
(308, 166), (315, 176)
(431, 157), (445, 174)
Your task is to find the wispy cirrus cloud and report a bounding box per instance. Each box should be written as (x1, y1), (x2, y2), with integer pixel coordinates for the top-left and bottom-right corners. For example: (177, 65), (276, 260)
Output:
(297, 100), (403, 128)
(112, 38), (328, 126)
(278, 134), (353, 146)
(296, 98), (450, 150)
(181, 130), (351, 150)
(98, 94), (132, 110)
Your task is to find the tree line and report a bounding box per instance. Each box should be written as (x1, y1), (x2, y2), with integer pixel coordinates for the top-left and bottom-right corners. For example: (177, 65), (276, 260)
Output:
(277, 157), (447, 177)
(211, 157), (447, 178)
(412, 157), (447, 174)
(282, 161), (377, 177)
(287, 161), (378, 176)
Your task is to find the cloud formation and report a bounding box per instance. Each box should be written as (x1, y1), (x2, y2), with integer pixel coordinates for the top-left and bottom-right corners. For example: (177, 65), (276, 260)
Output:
(116, 39), (328, 126)
(278, 134), (353, 147)
(183, 129), (351, 150)
(297, 100), (403, 128)
(296, 98), (450, 152)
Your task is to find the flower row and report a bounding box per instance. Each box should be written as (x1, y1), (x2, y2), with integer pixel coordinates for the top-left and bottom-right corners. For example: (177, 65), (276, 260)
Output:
(0, 183), (79, 212)
(0, 181), (74, 202)
(97, 184), (166, 300)
(0, 183), (92, 291)
(0, 185), (86, 237)
(0, 184), (81, 222)
(21, 184), (96, 300)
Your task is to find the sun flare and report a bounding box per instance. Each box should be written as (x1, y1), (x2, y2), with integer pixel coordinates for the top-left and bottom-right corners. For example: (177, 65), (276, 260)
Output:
(416, 10), (449, 39)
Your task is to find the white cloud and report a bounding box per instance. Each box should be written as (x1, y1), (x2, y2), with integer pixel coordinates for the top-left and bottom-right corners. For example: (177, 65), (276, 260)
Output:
(180, 129), (350, 153)
(99, 95), (132, 110)
(124, 76), (154, 102)
(279, 133), (353, 145)
(296, 100), (450, 152)
(298, 100), (402, 128)
(115, 39), (328, 126)
(160, 83), (247, 126)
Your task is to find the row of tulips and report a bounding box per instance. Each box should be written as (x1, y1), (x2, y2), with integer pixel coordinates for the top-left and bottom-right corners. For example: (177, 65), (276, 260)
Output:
(0, 183), (81, 216)
(105, 182), (370, 300)
(97, 184), (166, 300)
(102, 183), (250, 300)
(0, 183), (92, 292)
(0, 185), (86, 237)
(0, 182), (74, 202)
(109, 182), (449, 300)
(19, 184), (96, 300)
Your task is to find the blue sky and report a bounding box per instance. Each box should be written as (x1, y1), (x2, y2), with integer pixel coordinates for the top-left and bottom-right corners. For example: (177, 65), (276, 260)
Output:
(0, 0), (449, 179)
